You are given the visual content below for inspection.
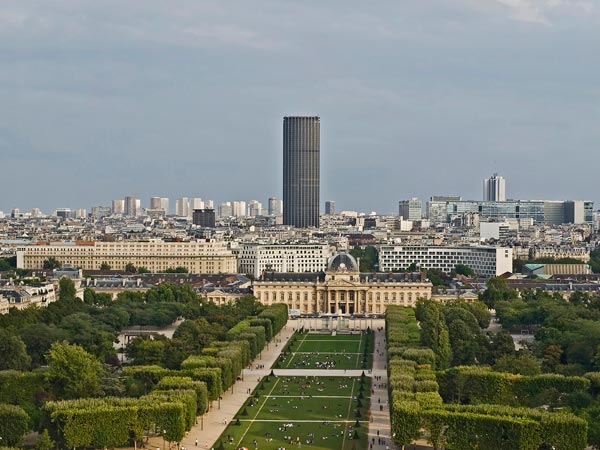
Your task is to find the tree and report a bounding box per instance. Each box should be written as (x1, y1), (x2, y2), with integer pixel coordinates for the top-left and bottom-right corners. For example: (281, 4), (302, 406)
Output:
(454, 264), (475, 276)
(0, 256), (16, 271)
(58, 277), (77, 301)
(100, 262), (111, 270)
(480, 277), (517, 308)
(19, 323), (67, 367)
(164, 266), (189, 273)
(493, 353), (542, 376)
(42, 257), (61, 270)
(0, 328), (31, 370)
(35, 429), (55, 450)
(45, 341), (103, 399)
(349, 246), (378, 272)
(125, 263), (136, 273)
(0, 404), (29, 447)
(137, 266), (150, 273)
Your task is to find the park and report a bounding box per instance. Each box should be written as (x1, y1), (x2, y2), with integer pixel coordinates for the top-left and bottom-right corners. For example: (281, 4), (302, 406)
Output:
(214, 330), (375, 450)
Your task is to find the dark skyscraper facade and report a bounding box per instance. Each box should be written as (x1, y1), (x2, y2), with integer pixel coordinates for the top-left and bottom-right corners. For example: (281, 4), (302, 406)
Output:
(283, 116), (320, 228)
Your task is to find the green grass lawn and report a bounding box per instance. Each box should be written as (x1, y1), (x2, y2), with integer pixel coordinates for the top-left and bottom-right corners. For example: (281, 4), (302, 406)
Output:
(274, 332), (374, 370)
(215, 376), (371, 450)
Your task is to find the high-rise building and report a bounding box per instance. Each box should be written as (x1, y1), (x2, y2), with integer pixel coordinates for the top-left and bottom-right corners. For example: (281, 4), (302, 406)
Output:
(325, 201), (335, 215)
(191, 198), (204, 210)
(219, 202), (232, 218)
(112, 199), (125, 215)
(176, 197), (189, 217)
(268, 197), (283, 216)
(124, 196), (137, 216)
(232, 201), (246, 217)
(399, 198), (422, 221)
(160, 198), (170, 215)
(283, 116), (320, 228)
(248, 200), (262, 217)
(150, 197), (162, 210)
(483, 174), (506, 202)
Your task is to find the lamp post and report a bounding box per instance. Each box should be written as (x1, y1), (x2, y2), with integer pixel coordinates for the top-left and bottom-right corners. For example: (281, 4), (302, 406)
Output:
(162, 429), (166, 450)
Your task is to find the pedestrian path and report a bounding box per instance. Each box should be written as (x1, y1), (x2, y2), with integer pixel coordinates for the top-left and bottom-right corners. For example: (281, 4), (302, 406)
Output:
(135, 319), (434, 450)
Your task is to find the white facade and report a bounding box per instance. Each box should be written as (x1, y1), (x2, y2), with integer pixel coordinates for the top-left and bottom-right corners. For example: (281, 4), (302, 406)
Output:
(238, 243), (333, 278)
(232, 201), (247, 217)
(0, 283), (57, 314)
(479, 222), (510, 242)
(378, 245), (513, 277)
(483, 174), (506, 202)
(112, 199), (125, 215)
(175, 197), (190, 217)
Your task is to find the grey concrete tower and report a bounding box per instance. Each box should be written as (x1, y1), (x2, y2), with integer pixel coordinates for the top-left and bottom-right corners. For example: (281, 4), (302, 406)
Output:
(283, 116), (320, 228)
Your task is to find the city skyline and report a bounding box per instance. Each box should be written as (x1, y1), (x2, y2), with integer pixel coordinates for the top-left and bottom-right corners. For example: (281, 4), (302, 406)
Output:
(2, 1), (599, 213)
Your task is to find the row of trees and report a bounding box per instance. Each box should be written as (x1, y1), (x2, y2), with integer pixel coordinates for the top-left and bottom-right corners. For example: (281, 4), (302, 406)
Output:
(386, 305), (588, 450)
(0, 301), (287, 448)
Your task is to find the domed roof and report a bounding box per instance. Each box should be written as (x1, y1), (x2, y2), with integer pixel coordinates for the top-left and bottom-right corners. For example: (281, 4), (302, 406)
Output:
(327, 252), (359, 272)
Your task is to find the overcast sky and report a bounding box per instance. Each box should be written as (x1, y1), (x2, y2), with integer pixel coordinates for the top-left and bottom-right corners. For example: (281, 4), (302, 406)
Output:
(1, 0), (599, 214)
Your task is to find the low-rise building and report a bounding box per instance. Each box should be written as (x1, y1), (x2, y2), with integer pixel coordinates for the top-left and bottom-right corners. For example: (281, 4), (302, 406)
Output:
(16, 240), (237, 274)
(0, 282), (56, 313)
(252, 252), (433, 315)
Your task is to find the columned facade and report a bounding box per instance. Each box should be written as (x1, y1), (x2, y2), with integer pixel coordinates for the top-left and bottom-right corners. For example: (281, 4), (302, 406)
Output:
(252, 252), (433, 315)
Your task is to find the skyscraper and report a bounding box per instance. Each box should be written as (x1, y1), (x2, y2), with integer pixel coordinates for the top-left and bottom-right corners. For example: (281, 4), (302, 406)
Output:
(124, 196), (137, 216)
(483, 174), (506, 202)
(325, 200), (335, 215)
(268, 197), (283, 216)
(283, 116), (320, 228)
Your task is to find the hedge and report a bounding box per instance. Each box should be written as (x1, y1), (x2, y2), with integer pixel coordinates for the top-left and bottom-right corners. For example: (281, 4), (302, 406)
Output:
(155, 377), (209, 415)
(0, 404), (29, 447)
(385, 306), (588, 450)
(437, 366), (590, 406)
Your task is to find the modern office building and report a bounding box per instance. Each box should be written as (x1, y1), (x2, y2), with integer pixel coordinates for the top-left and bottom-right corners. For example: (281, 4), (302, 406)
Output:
(426, 198), (593, 225)
(378, 245), (513, 277)
(238, 243), (332, 278)
(483, 173), (506, 201)
(253, 252), (432, 315)
(399, 198), (422, 221)
(16, 240), (237, 273)
(283, 116), (320, 228)
(192, 209), (216, 228)
(325, 201), (335, 215)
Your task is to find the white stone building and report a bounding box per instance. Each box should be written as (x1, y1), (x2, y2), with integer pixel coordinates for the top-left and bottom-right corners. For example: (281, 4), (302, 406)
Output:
(238, 243), (332, 278)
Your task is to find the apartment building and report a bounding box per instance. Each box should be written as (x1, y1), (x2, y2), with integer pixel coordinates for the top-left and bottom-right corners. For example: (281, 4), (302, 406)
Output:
(238, 243), (332, 278)
(378, 245), (513, 277)
(16, 240), (237, 273)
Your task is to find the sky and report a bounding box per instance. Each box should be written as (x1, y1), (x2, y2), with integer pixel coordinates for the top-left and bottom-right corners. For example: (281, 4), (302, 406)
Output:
(1, 0), (599, 215)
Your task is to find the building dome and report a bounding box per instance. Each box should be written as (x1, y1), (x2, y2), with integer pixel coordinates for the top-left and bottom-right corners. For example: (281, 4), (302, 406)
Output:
(327, 252), (359, 272)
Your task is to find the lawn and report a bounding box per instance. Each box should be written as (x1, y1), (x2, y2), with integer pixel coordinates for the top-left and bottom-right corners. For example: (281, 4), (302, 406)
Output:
(274, 331), (373, 370)
(214, 375), (371, 450)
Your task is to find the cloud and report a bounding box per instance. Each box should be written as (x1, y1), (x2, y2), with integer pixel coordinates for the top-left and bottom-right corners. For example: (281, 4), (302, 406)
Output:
(493, 0), (599, 24)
